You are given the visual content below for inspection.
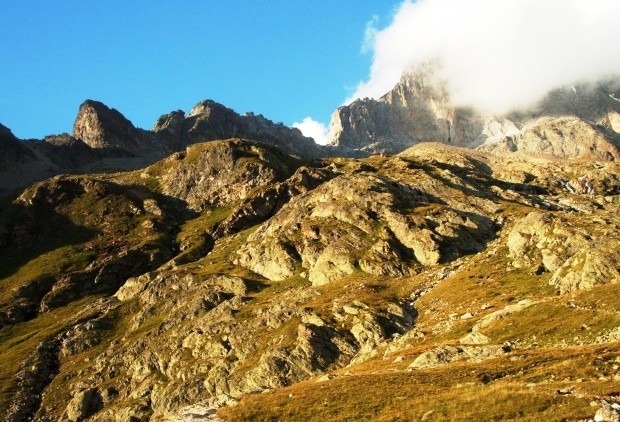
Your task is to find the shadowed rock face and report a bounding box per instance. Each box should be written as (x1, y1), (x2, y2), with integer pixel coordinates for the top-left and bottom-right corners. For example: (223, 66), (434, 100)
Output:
(154, 99), (327, 158)
(0, 123), (55, 190)
(0, 123), (37, 170)
(34, 134), (100, 169)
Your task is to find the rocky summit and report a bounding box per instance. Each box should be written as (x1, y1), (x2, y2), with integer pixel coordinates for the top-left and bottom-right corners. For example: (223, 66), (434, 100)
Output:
(1, 70), (620, 422)
(0, 99), (327, 191)
(328, 63), (620, 157)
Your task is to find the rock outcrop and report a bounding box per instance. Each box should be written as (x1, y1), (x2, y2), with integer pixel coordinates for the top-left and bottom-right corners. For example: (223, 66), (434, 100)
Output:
(154, 99), (326, 158)
(236, 156), (498, 285)
(507, 211), (620, 293)
(145, 139), (301, 211)
(66, 388), (103, 422)
(72, 100), (163, 158)
(328, 63), (620, 159)
(408, 344), (509, 369)
(328, 63), (485, 154)
(6, 339), (60, 422)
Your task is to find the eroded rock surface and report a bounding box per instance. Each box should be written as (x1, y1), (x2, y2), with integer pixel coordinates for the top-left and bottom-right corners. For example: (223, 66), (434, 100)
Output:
(149, 139), (300, 211)
(507, 211), (620, 293)
(237, 155), (498, 285)
(4, 138), (620, 421)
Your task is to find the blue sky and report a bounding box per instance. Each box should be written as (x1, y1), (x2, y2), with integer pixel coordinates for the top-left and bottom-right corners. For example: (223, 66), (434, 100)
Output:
(4, 1), (619, 143)
(0, 1), (398, 140)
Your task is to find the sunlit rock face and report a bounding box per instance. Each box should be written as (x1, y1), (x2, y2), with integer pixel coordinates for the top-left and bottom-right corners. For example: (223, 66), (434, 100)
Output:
(328, 63), (484, 154)
(329, 63), (620, 159)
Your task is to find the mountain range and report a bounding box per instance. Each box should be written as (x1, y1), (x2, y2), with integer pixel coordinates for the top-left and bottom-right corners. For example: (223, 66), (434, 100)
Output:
(2, 64), (620, 191)
(1, 68), (620, 421)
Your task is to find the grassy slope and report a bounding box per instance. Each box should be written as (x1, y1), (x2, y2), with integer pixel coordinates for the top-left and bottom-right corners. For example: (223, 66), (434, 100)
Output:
(2, 145), (620, 421)
(219, 233), (620, 421)
(220, 344), (620, 421)
(219, 197), (620, 421)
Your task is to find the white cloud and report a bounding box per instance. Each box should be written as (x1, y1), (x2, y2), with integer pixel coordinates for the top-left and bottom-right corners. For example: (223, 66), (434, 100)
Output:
(347, 0), (620, 114)
(292, 117), (330, 145)
(361, 15), (380, 54)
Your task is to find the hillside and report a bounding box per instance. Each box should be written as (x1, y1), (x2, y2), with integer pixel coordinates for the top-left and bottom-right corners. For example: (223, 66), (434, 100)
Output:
(1, 137), (620, 421)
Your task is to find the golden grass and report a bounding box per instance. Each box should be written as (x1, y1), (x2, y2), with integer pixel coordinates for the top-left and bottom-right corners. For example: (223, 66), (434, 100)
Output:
(219, 344), (620, 421)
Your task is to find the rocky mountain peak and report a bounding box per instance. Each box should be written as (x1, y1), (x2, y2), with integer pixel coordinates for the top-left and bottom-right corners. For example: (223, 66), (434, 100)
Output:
(183, 99), (245, 144)
(72, 100), (143, 152)
(383, 62), (447, 107)
(0, 122), (17, 142)
(152, 110), (186, 150)
(328, 63), (465, 154)
(160, 99), (327, 158)
(187, 99), (229, 118)
(153, 109), (185, 130)
(328, 65), (620, 159)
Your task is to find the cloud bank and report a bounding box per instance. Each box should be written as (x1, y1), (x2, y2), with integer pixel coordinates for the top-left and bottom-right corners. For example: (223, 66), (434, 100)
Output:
(348, 0), (620, 114)
(292, 117), (330, 145)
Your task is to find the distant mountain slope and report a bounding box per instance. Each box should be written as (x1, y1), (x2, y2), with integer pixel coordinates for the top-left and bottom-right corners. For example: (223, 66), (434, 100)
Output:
(328, 63), (620, 158)
(0, 123), (37, 171)
(0, 99), (329, 191)
(2, 70), (619, 193)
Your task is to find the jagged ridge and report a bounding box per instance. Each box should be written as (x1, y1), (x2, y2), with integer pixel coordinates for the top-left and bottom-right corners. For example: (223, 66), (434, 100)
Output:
(328, 63), (620, 157)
